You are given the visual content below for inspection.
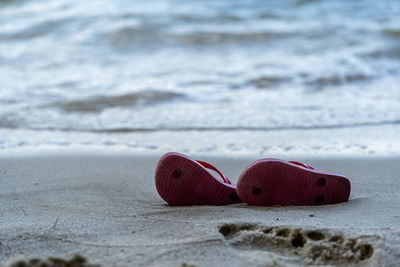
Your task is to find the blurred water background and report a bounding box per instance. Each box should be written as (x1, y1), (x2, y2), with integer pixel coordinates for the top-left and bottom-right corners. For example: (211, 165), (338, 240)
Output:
(1, 0), (400, 155)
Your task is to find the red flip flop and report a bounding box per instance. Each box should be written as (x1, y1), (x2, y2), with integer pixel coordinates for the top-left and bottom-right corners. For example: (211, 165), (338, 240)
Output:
(236, 159), (350, 206)
(155, 152), (242, 206)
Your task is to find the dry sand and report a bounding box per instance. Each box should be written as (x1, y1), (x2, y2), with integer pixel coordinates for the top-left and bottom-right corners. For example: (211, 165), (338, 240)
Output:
(1, 150), (399, 266)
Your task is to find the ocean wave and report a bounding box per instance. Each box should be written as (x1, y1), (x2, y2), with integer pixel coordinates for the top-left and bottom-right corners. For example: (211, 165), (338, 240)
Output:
(361, 47), (400, 59)
(306, 73), (370, 87)
(99, 25), (160, 49)
(54, 90), (183, 113)
(100, 25), (295, 48)
(173, 31), (294, 44)
(382, 29), (400, 38)
(0, 17), (75, 41)
(89, 120), (400, 133)
(293, 0), (321, 6)
(246, 72), (370, 90)
(0, 113), (20, 129)
(3, 119), (399, 133)
(256, 11), (281, 19)
(175, 14), (243, 23)
(247, 76), (291, 89)
(0, 0), (19, 5)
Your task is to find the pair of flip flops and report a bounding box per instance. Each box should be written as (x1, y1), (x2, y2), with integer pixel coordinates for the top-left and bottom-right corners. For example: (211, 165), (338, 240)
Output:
(155, 152), (350, 206)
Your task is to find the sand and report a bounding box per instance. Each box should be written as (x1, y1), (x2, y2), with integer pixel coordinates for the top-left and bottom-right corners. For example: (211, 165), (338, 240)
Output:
(1, 149), (400, 266)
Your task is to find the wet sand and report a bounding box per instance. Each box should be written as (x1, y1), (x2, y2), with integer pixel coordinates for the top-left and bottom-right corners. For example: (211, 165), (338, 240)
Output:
(1, 150), (400, 266)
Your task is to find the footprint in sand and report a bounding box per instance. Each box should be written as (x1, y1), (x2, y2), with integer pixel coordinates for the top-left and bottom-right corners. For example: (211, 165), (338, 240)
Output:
(218, 223), (374, 265)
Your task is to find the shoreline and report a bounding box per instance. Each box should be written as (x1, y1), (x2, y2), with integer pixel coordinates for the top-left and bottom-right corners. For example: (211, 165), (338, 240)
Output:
(1, 123), (400, 157)
(1, 150), (399, 266)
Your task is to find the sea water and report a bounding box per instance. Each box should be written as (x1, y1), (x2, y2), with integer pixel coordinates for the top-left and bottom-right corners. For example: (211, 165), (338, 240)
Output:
(1, 0), (400, 155)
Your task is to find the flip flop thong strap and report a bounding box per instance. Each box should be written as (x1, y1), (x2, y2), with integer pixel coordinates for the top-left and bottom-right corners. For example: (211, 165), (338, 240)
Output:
(196, 160), (232, 184)
(289, 161), (314, 170)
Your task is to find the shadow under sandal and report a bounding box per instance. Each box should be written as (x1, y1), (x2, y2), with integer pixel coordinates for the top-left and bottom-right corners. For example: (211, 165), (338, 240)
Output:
(236, 159), (351, 206)
(155, 152), (242, 206)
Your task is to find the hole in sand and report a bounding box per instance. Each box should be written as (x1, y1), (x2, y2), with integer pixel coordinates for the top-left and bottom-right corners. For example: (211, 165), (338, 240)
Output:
(359, 244), (374, 260)
(344, 238), (356, 249)
(314, 195), (324, 204)
(316, 177), (326, 187)
(219, 225), (232, 236)
(291, 231), (307, 248)
(229, 192), (239, 201)
(252, 186), (262, 195)
(262, 227), (274, 234)
(307, 231), (325, 241)
(276, 228), (290, 237)
(220, 223), (375, 264)
(329, 235), (344, 243)
(219, 224), (237, 236)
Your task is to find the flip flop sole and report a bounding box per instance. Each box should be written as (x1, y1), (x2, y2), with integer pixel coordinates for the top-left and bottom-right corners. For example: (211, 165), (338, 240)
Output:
(155, 152), (241, 206)
(237, 159), (350, 206)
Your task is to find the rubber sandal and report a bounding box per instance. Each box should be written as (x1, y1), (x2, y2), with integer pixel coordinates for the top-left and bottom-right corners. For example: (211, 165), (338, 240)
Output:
(155, 152), (242, 206)
(236, 158), (350, 206)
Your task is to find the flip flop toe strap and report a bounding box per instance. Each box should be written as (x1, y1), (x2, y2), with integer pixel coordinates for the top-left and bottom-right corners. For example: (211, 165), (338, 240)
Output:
(196, 160), (232, 184)
(289, 161), (314, 170)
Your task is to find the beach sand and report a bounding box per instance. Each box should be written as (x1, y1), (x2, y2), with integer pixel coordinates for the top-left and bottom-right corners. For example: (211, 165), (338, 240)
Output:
(1, 150), (399, 266)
